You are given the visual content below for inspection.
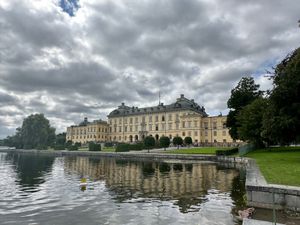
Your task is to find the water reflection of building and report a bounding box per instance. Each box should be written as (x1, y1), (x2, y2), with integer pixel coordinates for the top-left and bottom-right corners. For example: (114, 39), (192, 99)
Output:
(64, 157), (238, 212)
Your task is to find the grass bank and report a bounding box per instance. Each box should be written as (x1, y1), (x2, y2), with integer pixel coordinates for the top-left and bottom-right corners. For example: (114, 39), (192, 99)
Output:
(165, 147), (232, 154)
(246, 147), (300, 186)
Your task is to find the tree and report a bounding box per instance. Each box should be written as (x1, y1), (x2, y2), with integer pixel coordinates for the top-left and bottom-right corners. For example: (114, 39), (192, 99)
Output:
(173, 136), (183, 149)
(144, 136), (155, 153)
(237, 98), (268, 147)
(55, 132), (66, 145)
(184, 136), (192, 147)
(226, 77), (263, 140)
(262, 48), (300, 145)
(159, 136), (170, 150)
(20, 114), (56, 149)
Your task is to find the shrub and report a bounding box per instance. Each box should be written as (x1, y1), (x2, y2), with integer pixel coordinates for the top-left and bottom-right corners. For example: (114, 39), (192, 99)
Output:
(159, 136), (170, 150)
(173, 136), (183, 149)
(74, 142), (81, 147)
(54, 145), (65, 150)
(104, 142), (114, 147)
(67, 145), (78, 151)
(115, 143), (130, 152)
(88, 142), (101, 151)
(65, 140), (72, 148)
(216, 148), (238, 156)
(36, 145), (48, 150)
(129, 142), (144, 151)
(184, 137), (193, 146)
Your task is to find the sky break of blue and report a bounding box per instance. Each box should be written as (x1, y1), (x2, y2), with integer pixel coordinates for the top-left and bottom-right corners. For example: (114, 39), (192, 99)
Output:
(59, 0), (79, 16)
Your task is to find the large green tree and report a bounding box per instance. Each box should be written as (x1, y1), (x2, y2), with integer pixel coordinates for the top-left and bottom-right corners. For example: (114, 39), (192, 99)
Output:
(237, 98), (268, 147)
(226, 77), (263, 140)
(262, 48), (300, 145)
(21, 114), (56, 149)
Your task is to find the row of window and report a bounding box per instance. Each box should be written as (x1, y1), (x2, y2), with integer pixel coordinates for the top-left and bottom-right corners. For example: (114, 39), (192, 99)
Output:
(69, 127), (108, 135)
(70, 135), (107, 140)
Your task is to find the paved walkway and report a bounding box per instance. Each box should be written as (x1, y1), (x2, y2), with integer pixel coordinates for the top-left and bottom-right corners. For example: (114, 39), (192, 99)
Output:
(243, 218), (285, 225)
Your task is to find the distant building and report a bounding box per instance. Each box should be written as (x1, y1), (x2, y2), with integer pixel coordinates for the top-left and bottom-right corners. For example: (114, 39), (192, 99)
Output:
(66, 117), (109, 144)
(66, 94), (237, 146)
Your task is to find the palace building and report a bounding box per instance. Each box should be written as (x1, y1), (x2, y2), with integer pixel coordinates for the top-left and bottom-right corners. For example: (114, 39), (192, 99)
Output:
(66, 94), (236, 146)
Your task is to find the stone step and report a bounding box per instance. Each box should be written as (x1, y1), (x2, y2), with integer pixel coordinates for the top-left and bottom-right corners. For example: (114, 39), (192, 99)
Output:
(243, 218), (285, 225)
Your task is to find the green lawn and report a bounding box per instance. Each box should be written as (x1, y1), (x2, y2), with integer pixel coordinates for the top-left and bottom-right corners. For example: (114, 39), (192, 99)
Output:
(246, 147), (300, 186)
(165, 147), (231, 154)
(102, 147), (115, 152)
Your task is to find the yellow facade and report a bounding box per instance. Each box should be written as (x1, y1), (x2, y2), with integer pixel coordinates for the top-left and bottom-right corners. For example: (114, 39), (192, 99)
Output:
(66, 118), (109, 144)
(107, 94), (236, 146)
(66, 94), (237, 146)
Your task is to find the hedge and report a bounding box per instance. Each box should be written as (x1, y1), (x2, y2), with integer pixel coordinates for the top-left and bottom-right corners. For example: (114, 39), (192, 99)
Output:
(54, 145), (65, 150)
(216, 148), (238, 156)
(67, 145), (78, 151)
(88, 142), (101, 151)
(115, 143), (145, 152)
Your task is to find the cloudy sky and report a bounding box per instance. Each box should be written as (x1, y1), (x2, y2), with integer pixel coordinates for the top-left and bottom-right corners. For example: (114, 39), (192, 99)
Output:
(0, 0), (299, 138)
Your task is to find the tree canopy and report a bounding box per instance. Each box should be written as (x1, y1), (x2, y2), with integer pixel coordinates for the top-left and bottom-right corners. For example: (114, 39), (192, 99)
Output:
(226, 76), (263, 140)
(3, 114), (56, 149)
(262, 48), (300, 144)
(159, 136), (170, 150)
(173, 136), (183, 149)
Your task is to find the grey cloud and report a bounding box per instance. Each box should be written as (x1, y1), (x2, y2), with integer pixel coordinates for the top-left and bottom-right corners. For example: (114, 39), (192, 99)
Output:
(0, 0), (300, 137)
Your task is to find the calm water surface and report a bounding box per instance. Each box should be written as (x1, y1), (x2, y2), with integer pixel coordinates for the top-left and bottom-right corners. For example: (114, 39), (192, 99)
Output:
(0, 152), (246, 225)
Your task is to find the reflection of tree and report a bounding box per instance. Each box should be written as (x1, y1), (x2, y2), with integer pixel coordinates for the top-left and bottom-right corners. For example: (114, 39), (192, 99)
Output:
(230, 172), (246, 211)
(173, 164), (183, 171)
(142, 162), (155, 177)
(159, 163), (171, 173)
(175, 196), (206, 213)
(6, 153), (54, 188)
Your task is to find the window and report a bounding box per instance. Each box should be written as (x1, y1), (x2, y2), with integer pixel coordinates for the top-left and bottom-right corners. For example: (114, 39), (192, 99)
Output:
(142, 116), (145, 122)
(130, 118), (133, 124)
(119, 136), (121, 141)
(204, 122), (208, 129)
(213, 122), (217, 129)
(222, 130), (226, 136)
(124, 118), (127, 124)
(119, 127), (122, 132)
(214, 139), (217, 143)
(214, 131), (217, 136)
(119, 119), (122, 124)
(194, 131), (198, 136)
(155, 115), (158, 122)
(182, 132), (185, 136)
(155, 125), (159, 131)
(162, 123), (165, 130)
(149, 116), (152, 122)
(176, 123), (179, 129)
(130, 126), (133, 132)
(188, 121), (191, 128)
(124, 126), (127, 132)
(188, 131), (191, 136)
(182, 121), (185, 128)
(135, 125), (138, 131)
(223, 139), (227, 143)
(135, 117), (138, 123)
(176, 114), (179, 120)
(168, 123), (172, 130)
(162, 115), (165, 121)
(149, 124), (152, 131)
(194, 121), (197, 127)
(223, 123), (226, 128)
(205, 131), (208, 136)
(168, 114), (172, 121)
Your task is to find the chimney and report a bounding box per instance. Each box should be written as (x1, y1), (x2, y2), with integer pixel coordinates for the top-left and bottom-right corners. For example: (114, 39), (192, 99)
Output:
(180, 94), (184, 98)
(84, 117), (88, 122)
(121, 102), (125, 106)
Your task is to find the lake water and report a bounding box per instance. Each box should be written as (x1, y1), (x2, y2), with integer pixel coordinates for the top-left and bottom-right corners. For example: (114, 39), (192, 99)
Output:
(0, 152), (246, 225)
